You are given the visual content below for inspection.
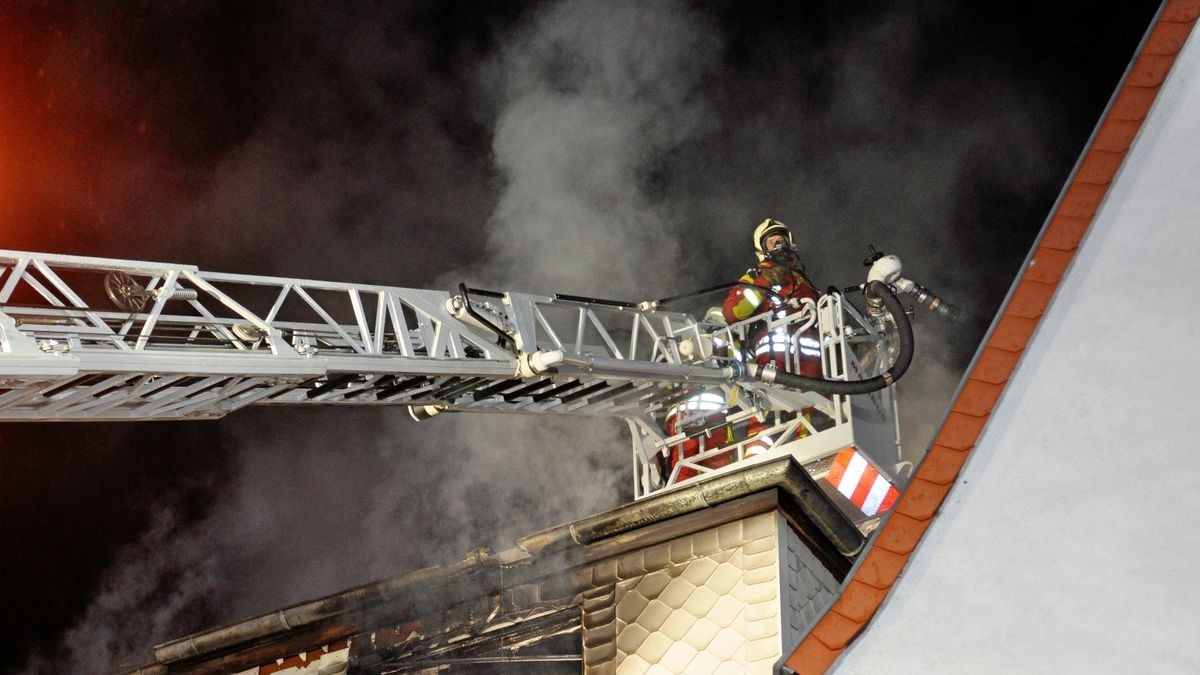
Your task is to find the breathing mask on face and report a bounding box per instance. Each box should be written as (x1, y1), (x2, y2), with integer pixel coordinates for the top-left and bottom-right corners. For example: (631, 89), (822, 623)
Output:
(766, 243), (799, 268)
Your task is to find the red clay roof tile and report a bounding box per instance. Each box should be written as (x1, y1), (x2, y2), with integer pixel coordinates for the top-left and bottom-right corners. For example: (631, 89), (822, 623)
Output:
(855, 546), (910, 590)
(1076, 149), (1125, 186)
(1092, 117), (1143, 152)
(894, 477), (954, 521)
(932, 411), (989, 450)
(1110, 85), (1161, 120)
(916, 444), (971, 486)
(1040, 214), (1093, 251)
(1129, 53), (1179, 87)
(1145, 19), (1196, 54)
(1026, 246), (1076, 284)
(988, 313), (1039, 352)
(1058, 181), (1109, 218)
(784, 637), (843, 674)
(873, 512), (931, 555)
(952, 380), (1006, 417)
(1162, 0), (1200, 22)
(808, 609), (866, 648)
(830, 580), (892, 622)
(972, 346), (1023, 384)
(1006, 279), (1058, 319)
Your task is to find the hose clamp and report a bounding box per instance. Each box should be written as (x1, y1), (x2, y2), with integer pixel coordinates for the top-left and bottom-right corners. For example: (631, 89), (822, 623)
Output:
(760, 363), (778, 384)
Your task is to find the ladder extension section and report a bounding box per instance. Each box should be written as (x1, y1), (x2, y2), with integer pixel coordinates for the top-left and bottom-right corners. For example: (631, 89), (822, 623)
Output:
(0, 249), (820, 422)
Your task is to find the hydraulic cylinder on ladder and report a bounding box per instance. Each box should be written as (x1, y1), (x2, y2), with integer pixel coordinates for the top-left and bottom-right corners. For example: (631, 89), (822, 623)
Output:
(0, 248), (956, 521)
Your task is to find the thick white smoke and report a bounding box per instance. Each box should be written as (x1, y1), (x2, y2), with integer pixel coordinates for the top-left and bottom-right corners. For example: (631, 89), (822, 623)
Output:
(454, 0), (722, 298)
(20, 1), (1085, 672)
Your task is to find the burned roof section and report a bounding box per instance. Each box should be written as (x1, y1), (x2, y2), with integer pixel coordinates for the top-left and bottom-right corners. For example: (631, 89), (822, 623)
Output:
(131, 457), (859, 673)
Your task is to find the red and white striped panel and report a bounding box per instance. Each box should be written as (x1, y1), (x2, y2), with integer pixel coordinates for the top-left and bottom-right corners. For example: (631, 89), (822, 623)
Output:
(825, 449), (899, 517)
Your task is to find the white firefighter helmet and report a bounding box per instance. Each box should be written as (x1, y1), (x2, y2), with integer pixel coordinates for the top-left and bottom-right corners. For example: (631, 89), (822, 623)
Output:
(704, 306), (725, 325)
(753, 218), (794, 261)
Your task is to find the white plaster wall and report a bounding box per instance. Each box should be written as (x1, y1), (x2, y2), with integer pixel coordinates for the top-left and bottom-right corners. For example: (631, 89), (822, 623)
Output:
(836, 28), (1200, 674)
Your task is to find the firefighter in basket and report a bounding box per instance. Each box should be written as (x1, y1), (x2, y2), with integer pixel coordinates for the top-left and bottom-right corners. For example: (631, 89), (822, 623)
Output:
(722, 219), (821, 452)
(660, 308), (737, 483)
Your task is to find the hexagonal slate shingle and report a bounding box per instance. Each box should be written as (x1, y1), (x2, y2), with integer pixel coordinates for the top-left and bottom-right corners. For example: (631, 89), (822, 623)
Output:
(598, 512), (786, 674)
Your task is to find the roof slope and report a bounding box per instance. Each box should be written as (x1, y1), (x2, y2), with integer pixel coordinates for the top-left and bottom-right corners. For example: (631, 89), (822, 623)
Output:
(785, 2), (1200, 671)
(134, 458), (856, 673)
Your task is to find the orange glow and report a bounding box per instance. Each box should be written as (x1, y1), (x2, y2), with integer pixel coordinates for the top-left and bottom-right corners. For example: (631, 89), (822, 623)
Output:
(0, 5), (139, 253)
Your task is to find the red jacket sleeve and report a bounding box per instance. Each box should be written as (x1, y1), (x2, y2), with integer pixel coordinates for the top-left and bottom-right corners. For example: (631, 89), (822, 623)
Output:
(722, 271), (769, 323)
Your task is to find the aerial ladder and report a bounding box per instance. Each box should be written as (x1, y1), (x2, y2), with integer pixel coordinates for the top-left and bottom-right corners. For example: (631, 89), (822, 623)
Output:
(0, 248), (954, 520)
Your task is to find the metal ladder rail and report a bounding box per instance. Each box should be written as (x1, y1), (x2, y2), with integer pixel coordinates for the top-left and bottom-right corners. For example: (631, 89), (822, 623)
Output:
(0, 250), (748, 421)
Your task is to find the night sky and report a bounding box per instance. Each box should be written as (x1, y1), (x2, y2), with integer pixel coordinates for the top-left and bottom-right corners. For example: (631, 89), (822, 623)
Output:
(0, 1), (1162, 672)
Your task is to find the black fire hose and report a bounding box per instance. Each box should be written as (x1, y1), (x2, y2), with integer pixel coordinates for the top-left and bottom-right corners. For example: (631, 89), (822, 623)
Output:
(650, 281), (793, 308)
(747, 280), (913, 395)
(458, 283), (517, 352)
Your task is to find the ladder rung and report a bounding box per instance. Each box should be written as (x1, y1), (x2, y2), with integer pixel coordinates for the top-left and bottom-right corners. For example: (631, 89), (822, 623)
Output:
(586, 381), (636, 404)
(433, 377), (490, 401)
(532, 380), (583, 403)
(306, 374), (360, 399)
(375, 376), (432, 401)
(472, 378), (524, 402)
(560, 381), (608, 403)
(502, 378), (554, 402)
